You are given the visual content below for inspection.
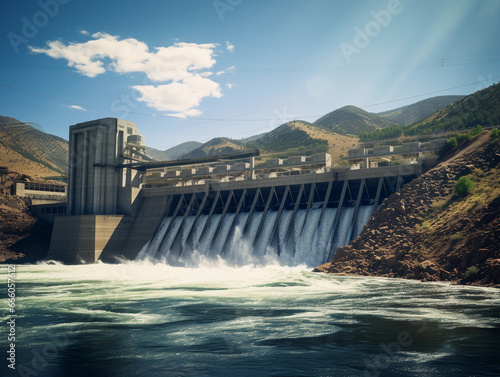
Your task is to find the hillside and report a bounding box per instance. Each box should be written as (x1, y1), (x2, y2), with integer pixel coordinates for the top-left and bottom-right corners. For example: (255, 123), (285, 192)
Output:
(247, 121), (357, 165)
(315, 130), (500, 287)
(406, 82), (500, 136)
(313, 105), (397, 135)
(0, 116), (68, 178)
(378, 95), (465, 125)
(180, 137), (245, 159)
(146, 141), (202, 161)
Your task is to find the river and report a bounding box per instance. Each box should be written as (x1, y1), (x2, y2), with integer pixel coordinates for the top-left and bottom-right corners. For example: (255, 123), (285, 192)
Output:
(6, 262), (500, 377)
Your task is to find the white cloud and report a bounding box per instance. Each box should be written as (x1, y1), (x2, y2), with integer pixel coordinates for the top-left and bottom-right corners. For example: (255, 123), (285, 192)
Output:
(80, 30), (89, 36)
(226, 83), (235, 89)
(133, 76), (222, 118)
(29, 33), (229, 117)
(216, 65), (236, 76)
(69, 105), (86, 111)
(226, 41), (235, 52)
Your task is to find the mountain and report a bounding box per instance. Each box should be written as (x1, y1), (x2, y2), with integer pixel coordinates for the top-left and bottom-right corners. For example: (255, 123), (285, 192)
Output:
(146, 141), (202, 161)
(406, 82), (500, 136)
(180, 137), (245, 159)
(245, 121), (358, 164)
(313, 105), (397, 135)
(378, 95), (465, 125)
(0, 116), (68, 178)
(247, 121), (327, 153)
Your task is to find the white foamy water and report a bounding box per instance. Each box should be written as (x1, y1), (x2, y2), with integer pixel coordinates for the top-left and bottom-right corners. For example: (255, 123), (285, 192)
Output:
(5, 262), (500, 377)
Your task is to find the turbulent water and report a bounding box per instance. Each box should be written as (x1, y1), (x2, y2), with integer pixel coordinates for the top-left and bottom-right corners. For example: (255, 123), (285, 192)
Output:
(138, 205), (375, 267)
(6, 262), (500, 377)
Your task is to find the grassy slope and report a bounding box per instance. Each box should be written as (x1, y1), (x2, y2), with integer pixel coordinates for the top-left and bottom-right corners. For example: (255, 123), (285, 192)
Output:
(0, 116), (68, 177)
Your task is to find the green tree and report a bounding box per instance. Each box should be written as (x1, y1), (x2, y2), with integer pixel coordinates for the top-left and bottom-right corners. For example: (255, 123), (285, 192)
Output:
(454, 175), (475, 197)
(448, 136), (457, 148)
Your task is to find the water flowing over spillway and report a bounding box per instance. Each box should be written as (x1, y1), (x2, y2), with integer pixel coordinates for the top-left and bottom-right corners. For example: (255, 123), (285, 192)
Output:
(138, 204), (375, 267)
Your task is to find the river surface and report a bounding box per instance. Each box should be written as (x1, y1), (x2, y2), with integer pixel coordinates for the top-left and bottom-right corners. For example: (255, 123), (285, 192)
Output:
(5, 262), (500, 377)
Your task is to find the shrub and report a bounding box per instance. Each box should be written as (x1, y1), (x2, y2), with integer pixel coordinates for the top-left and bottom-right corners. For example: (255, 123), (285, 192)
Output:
(448, 136), (458, 148)
(454, 175), (475, 197)
(469, 125), (483, 137)
(491, 128), (499, 138)
(465, 266), (479, 278)
(456, 133), (471, 145)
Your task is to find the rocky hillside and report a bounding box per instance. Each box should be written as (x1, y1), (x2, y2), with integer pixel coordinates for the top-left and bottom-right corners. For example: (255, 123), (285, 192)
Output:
(315, 131), (500, 287)
(0, 116), (68, 178)
(0, 193), (52, 263)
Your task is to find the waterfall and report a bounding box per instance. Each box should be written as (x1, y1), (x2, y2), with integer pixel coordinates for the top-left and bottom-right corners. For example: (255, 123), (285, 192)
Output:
(138, 204), (375, 267)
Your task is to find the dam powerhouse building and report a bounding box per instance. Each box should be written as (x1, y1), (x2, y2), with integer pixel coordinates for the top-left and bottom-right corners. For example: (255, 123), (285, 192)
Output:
(47, 118), (444, 264)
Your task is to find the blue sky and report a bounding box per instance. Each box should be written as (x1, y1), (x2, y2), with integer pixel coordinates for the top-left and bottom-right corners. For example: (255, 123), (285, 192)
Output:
(1, 0), (499, 150)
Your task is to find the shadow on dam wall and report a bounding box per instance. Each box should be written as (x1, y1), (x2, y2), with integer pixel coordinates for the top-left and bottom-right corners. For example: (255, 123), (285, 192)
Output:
(94, 167), (419, 266)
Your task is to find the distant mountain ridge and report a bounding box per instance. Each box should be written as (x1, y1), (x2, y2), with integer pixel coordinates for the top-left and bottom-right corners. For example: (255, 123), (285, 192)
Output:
(378, 95), (465, 125)
(1, 92), (482, 177)
(146, 141), (202, 161)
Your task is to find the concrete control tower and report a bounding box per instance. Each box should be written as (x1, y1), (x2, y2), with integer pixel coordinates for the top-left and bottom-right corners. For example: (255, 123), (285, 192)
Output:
(49, 118), (146, 263)
(67, 118), (144, 216)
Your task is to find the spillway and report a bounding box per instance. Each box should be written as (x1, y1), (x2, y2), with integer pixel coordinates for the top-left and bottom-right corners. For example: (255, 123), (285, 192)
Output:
(139, 205), (375, 267)
(136, 180), (386, 267)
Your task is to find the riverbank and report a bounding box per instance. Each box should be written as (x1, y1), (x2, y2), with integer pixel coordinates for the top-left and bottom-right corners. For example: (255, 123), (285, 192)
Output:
(0, 193), (51, 264)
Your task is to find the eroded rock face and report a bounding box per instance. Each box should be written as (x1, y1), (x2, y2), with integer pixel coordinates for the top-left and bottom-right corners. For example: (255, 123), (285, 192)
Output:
(315, 133), (500, 287)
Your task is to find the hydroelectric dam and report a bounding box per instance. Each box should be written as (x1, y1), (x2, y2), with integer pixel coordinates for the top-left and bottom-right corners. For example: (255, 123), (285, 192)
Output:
(47, 118), (445, 266)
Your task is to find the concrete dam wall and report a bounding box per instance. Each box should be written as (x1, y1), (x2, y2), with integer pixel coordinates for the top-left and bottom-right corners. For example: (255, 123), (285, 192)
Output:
(47, 118), (440, 265)
(118, 166), (419, 267)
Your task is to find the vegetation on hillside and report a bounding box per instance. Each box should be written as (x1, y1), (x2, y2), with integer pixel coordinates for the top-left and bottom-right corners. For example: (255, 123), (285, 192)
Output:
(359, 83), (499, 141)
(406, 83), (500, 136)
(247, 121), (328, 154)
(378, 95), (464, 125)
(313, 105), (397, 135)
(180, 137), (244, 159)
(359, 125), (406, 141)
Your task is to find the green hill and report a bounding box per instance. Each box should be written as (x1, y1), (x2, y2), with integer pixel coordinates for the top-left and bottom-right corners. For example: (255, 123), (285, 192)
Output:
(406, 82), (500, 136)
(313, 105), (397, 135)
(247, 121), (329, 155)
(379, 95), (465, 125)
